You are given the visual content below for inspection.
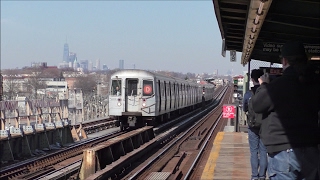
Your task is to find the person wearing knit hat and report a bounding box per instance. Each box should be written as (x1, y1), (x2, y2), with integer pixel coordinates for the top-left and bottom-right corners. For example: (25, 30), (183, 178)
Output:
(243, 69), (268, 180)
(250, 41), (320, 180)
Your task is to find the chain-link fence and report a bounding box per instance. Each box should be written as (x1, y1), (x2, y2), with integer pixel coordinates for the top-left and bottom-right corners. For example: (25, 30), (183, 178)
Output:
(244, 59), (282, 93)
(249, 59), (282, 71)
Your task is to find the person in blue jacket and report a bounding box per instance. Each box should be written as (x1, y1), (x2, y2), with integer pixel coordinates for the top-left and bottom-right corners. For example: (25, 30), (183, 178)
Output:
(243, 69), (267, 180)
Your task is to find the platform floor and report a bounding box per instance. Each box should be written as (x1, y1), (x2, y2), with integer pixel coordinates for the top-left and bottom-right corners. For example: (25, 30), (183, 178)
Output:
(201, 131), (251, 180)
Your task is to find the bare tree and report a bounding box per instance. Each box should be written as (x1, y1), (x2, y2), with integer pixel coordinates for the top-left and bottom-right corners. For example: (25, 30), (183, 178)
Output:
(73, 75), (97, 95)
(2, 69), (21, 100)
(26, 68), (47, 99)
(41, 68), (61, 79)
(27, 77), (47, 99)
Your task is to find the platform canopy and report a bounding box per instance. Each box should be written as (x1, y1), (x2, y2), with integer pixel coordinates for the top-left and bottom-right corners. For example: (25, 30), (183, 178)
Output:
(212, 0), (320, 65)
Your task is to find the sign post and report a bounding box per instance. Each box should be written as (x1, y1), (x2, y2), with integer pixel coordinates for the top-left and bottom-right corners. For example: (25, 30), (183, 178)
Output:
(223, 104), (237, 131)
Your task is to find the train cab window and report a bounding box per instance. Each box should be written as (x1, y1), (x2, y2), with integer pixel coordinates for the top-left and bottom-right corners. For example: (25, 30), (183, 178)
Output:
(111, 79), (122, 96)
(143, 80), (153, 96)
(127, 79), (138, 96)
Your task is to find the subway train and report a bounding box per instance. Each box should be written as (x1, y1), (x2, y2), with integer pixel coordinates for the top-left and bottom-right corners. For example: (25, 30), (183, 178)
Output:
(108, 69), (215, 131)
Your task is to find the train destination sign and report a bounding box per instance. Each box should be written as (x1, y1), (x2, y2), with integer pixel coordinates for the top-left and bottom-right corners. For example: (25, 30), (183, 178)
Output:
(143, 85), (152, 95)
(223, 104), (235, 118)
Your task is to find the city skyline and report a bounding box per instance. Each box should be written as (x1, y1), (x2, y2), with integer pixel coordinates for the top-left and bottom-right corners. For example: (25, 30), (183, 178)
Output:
(1, 1), (249, 75)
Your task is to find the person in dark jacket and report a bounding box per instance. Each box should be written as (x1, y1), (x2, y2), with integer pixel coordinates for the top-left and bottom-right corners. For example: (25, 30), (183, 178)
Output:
(243, 69), (267, 180)
(251, 41), (320, 180)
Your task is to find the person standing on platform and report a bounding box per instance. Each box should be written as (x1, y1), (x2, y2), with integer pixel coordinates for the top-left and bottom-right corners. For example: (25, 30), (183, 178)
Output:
(243, 69), (268, 180)
(251, 41), (320, 180)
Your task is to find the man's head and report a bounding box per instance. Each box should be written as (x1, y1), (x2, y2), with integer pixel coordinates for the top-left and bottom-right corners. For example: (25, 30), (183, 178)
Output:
(251, 69), (264, 83)
(280, 41), (308, 70)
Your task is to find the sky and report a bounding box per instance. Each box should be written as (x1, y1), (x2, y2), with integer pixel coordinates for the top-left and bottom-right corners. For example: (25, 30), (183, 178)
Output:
(1, 1), (248, 75)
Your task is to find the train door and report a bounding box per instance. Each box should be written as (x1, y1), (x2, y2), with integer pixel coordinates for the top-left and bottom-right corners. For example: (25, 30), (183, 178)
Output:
(125, 79), (140, 112)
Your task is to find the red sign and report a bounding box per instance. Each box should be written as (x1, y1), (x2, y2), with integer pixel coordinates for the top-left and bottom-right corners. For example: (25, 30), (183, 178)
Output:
(223, 105), (235, 118)
(143, 85), (152, 95)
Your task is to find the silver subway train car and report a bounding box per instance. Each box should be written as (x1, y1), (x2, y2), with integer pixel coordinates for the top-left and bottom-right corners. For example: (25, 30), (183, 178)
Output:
(108, 69), (215, 131)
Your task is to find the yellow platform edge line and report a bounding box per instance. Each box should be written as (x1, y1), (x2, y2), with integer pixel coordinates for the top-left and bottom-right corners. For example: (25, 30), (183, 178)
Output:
(200, 131), (224, 180)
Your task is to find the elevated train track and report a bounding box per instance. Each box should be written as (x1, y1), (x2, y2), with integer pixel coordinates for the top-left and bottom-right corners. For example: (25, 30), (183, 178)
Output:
(80, 85), (229, 180)
(125, 87), (232, 180)
(70, 117), (118, 140)
(0, 85), (228, 180)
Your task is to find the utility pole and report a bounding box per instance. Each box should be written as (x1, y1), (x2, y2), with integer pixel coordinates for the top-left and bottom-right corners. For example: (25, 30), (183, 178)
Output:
(0, 73), (3, 101)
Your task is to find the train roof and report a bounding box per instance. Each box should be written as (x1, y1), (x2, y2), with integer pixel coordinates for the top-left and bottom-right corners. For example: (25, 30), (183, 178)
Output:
(110, 69), (209, 87)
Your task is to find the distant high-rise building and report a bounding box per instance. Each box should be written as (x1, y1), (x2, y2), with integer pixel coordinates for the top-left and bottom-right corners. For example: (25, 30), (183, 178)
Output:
(88, 61), (93, 71)
(96, 59), (101, 70)
(119, 59), (124, 69)
(213, 69), (218, 76)
(63, 43), (69, 62)
(102, 64), (108, 71)
(73, 57), (78, 71)
(58, 62), (69, 69)
(80, 60), (89, 71)
(68, 52), (77, 63)
(31, 62), (47, 68)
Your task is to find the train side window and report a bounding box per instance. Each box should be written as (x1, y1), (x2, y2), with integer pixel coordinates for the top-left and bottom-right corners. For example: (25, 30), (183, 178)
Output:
(164, 81), (167, 110)
(111, 79), (122, 96)
(177, 83), (179, 107)
(158, 80), (161, 112)
(164, 81), (167, 97)
(187, 85), (189, 104)
(161, 82), (164, 96)
(173, 83), (176, 108)
(143, 80), (153, 96)
(180, 84), (182, 104)
(169, 82), (172, 109)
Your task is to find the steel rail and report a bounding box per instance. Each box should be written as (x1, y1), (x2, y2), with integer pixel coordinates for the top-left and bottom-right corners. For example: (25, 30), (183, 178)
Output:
(34, 160), (82, 180)
(184, 87), (233, 180)
(183, 114), (222, 180)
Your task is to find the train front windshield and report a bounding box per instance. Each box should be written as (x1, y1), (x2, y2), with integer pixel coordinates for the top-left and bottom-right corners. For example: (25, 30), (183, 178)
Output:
(127, 79), (138, 96)
(111, 79), (122, 96)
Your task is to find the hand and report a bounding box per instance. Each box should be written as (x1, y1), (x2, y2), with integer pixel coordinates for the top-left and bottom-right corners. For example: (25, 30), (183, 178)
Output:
(258, 73), (270, 84)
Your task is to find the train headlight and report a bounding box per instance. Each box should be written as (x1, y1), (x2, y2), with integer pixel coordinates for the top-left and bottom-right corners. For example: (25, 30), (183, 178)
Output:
(142, 99), (146, 107)
(117, 102), (121, 106)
